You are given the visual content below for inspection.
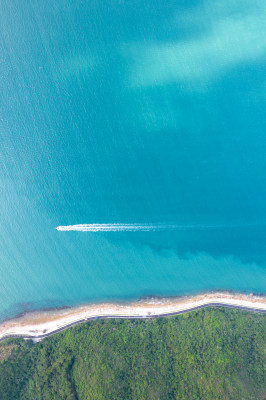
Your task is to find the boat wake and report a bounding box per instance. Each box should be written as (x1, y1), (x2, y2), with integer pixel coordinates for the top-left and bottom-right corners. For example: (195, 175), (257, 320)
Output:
(55, 223), (253, 232)
(56, 223), (183, 232)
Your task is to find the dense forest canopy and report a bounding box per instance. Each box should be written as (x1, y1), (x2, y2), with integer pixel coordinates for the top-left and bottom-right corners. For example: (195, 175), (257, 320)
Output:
(0, 308), (265, 400)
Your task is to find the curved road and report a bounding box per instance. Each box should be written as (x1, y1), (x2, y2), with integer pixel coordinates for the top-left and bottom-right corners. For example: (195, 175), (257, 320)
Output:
(0, 302), (265, 343)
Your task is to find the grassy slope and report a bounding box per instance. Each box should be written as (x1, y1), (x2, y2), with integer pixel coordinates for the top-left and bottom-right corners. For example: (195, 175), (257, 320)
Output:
(0, 308), (265, 400)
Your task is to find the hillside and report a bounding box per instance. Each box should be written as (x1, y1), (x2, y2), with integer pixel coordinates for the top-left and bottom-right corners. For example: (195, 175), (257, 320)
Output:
(0, 308), (265, 400)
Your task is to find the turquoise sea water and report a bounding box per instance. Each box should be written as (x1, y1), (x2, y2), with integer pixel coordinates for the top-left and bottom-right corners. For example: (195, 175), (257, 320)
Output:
(0, 0), (266, 320)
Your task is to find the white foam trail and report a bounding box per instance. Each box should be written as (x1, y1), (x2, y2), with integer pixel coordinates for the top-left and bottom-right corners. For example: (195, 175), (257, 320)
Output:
(56, 222), (264, 232)
(56, 223), (180, 232)
(55, 223), (240, 232)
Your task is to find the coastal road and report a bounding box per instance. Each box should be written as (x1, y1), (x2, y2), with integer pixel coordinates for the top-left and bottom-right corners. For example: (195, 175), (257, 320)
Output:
(0, 302), (265, 343)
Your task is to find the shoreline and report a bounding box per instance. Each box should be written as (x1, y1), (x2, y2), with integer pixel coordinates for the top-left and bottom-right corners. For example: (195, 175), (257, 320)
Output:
(0, 292), (265, 343)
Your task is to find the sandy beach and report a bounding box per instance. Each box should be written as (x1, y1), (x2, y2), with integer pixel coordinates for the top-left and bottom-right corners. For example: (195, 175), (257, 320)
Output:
(0, 292), (265, 342)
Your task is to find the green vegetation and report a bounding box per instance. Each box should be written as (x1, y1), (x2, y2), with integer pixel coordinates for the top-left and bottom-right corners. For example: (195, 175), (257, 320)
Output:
(0, 308), (265, 400)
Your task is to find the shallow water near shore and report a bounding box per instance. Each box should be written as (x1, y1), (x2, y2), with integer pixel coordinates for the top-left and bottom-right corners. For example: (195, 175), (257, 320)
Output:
(0, 0), (266, 321)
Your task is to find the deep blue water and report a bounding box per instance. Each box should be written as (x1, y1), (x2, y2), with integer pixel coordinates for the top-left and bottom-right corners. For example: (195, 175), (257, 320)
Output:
(0, 0), (266, 320)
